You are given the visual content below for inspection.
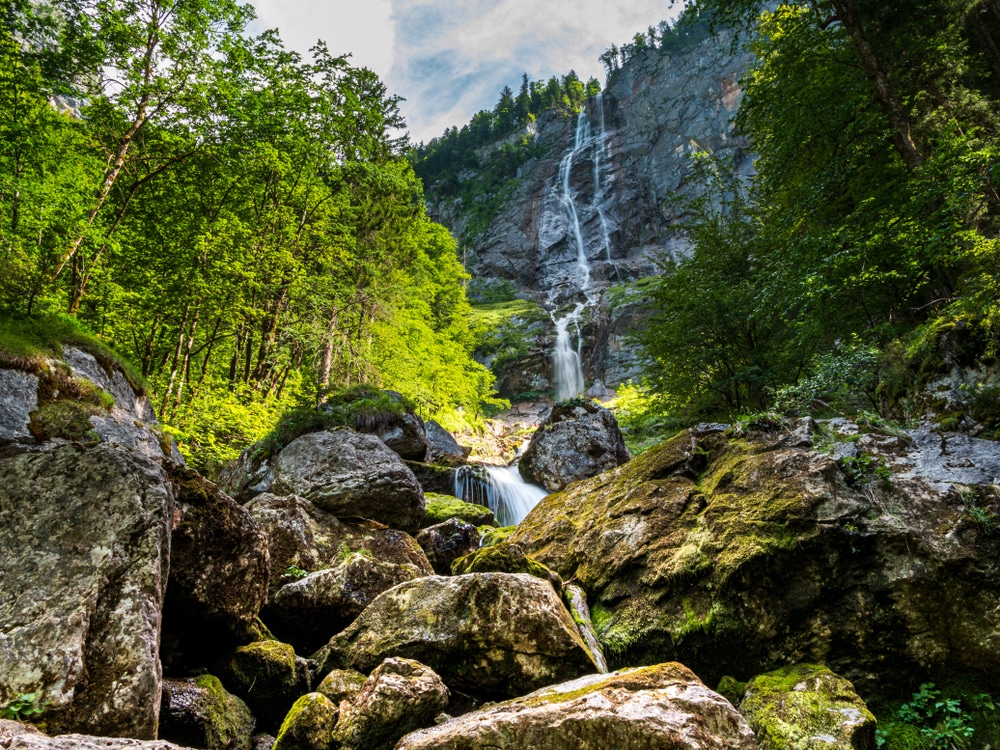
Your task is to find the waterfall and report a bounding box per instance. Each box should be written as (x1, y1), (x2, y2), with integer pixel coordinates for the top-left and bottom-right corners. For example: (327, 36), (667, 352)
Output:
(557, 110), (593, 291)
(552, 303), (585, 402)
(452, 463), (547, 526)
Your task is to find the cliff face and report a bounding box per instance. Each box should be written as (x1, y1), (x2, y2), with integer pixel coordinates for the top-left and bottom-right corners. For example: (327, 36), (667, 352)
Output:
(427, 32), (753, 392)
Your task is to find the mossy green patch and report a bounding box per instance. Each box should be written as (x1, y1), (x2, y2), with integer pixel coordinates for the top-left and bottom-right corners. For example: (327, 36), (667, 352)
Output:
(272, 693), (338, 750)
(451, 541), (562, 590)
(479, 525), (515, 547)
(28, 366), (116, 442)
(422, 493), (497, 528)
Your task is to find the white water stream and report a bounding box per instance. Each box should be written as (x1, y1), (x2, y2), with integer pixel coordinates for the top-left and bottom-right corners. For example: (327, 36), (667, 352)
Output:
(452, 462), (548, 526)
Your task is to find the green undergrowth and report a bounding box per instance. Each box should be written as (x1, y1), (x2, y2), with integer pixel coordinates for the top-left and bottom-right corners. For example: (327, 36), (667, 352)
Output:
(608, 381), (686, 455)
(468, 298), (548, 377)
(872, 680), (1000, 750)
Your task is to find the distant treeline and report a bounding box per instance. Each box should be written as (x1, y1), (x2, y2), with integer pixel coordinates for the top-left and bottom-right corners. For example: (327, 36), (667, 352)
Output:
(599, 6), (714, 74)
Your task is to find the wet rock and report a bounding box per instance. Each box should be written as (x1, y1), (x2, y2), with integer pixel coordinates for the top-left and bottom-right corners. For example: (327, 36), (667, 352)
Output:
(510, 423), (1000, 694)
(5, 736), (196, 750)
(415, 519), (481, 575)
(218, 641), (311, 733)
(395, 663), (758, 750)
(315, 670), (366, 707)
(402, 462), (455, 496)
(0, 443), (172, 738)
(266, 553), (426, 653)
(268, 431), (425, 531)
(159, 676), (255, 750)
(313, 573), (599, 700)
(519, 400), (630, 491)
(450, 541), (562, 591)
(423, 421), (466, 464)
(740, 665), (876, 750)
(271, 694), (337, 750)
(334, 658), (448, 750)
(420, 494), (496, 528)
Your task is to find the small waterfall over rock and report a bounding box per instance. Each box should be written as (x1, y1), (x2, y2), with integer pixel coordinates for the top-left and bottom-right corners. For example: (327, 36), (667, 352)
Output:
(552, 303), (585, 402)
(452, 463), (547, 526)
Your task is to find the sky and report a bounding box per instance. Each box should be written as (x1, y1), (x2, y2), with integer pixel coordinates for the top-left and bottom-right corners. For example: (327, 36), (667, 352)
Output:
(249, 0), (686, 145)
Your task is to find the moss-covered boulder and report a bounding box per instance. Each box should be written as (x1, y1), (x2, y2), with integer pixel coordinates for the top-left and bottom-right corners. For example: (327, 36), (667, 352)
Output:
(315, 670), (366, 707)
(334, 658), (449, 750)
(160, 675), (255, 750)
(509, 422), (1000, 693)
(313, 573), (600, 700)
(271, 693), (337, 750)
(219, 640), (311, 733)
(415, 519), (481, 575)
(450, 541), (562, 591)
(396, 663), (758, 749)
(420, 494), (496, 528)
(740, 665), (876, 749)
(479, 525), (515, 547)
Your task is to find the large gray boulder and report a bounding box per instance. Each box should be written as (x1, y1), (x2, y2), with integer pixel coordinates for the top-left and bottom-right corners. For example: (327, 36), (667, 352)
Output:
(519, 400), (630, 491)
(423, 421), (465, 464)
(396, 663), (758, 750)
(0, 443), (172, 738)
(5, 736), (197, 750)
(218, 640), (312, 734)
(268, 431), (425, 531)
(159, 676), (255, 750)
(373, 411), (429, 462)
(414, 519), (480, 575)
(313, 573), (599, 700)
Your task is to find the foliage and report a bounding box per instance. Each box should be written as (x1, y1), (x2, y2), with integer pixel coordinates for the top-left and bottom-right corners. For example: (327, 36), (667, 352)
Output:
(771, 339), (880, 416)
(282, 565), (308, 581)
(876, 683), (997, 750)
(608, 381), (683, 455)
(1, 692), (47, 722)
(599, 5), (715, 75)
(839, 452), (892, 489)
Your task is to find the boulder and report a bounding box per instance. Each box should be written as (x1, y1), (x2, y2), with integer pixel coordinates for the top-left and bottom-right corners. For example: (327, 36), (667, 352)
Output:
(5, 736), (197, 750)
(314, 670), (366, 707)
(0, 443), (172, 738)
(218, 641), (311, 733)
(519, 400), (630, 491)
(420, 494), (496, 529)
(159, 676), (255, 750)
(402, 463), (455, 496)
(563, 584), (608, 674)
(395, 663), (758, 749)
(414, 519), (481, 576)
(374, 411), (428, 462)
(451, 541), (562, 591)
(163, 466), (269, 647)
(271, 694), (337, 750)
(313, 573), (599, 700)
(334, 658), (449, 750)
(0, 720), (43, 745)
(266, 553), (426, 653)
(244, 494), (432, 596)
(739, 665), (876, 750)
(268, 431), (425, 531)
(0, 370), (38, 443)
(423, 421), (466, 464)
(510, 421), (1000, 693)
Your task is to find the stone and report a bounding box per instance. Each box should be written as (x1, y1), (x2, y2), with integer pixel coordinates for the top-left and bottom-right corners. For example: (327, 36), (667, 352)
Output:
(402, 462), (455, 496)
(0, 720), (42, 746)
(5, 736), (196, 750)
(0, 370), (38, 443)
(509, 423), (1000, 694)
(740, 665), (876, 750)
(218, 641), (311, 733)
(313, 573), (599, 700)
(450, 541), (562, 591)
(374, 412), (428, 462)
(314, 670), (366, 707)
(159, 676), (255, 750)
(414, 519), (481, 575)
(271, 694), (337, 750)
(269, 431), (425, 531)
(334, 658), (449, 750)
(395, 663), (759, 750)
(163, 465), (269, 647)
(0, 443), (172, 738)
(420, 494), (496, 528)
(423, 421), (466, 464)
(519, 400), (630, 491)
(266, 553), (426, 653)
(249, 736), (273, 750)
(244, 494), (432, 598)
(563, 584), (608, 674)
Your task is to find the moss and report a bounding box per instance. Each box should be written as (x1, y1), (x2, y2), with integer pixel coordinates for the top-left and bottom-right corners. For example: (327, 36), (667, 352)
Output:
(191, 675), (254, 750)
(422, 494), (497, 528)
(479, 525), (516, 547)
(272, 693), (338, 750)
(451, 541), (562, 590)
(717, 675), (747, 706)
(222, 640), (303, 732)
(26, 361), (117, 442)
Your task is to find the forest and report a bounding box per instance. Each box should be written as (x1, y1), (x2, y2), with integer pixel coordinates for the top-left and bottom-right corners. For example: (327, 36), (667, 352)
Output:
(0, 0), (501, 472)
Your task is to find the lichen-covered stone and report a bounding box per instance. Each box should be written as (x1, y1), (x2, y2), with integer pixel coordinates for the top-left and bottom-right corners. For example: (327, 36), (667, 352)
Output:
(563, 584), (607, 674)
(420, 494), (496, 528)
(740, 665), (876, 750)
(315, 670), (366, 707)
(313, 573), (599, 700)
(423, 421), (466, 464)
(271, 694), (337, 750)
(451, 541), (562, 591)
(374, 411), (428, 462)
(268, 430), (425, 531)
(219, 641), (311, 733)
(395, 663), (758, 749)
(334, 658), (448, 750)
(510, 422), (1000, 694)
(159, 676), (255, 750)
(518, 400), (630, 492)
(0, 443), (172, 738)
(266, 553), (425, 652)
(0, 720), (43, 745)
(415, 519), (481, 575)
(5, 736), (197, 750)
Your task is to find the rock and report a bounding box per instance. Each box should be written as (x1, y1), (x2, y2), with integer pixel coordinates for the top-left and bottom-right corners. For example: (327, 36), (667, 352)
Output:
(315, 670), (366, 707)
(268, 431), (425, 531)
(163, 466), (269, 650)
(159, 676), (255, 750)
(5, 736), (196, 750)
(509, 423), (1000, 694)
(740, 665), (876, 750)
(249, 736), (273, 750)
(420, 494), (496, 528)
(374, 411), (428, 462)
(395, 663), (758, 749)
(244, 494), (432, 597)
(451, 541), (562, 592)
(313, 573), (598, 700)
(563, 584), (608, 674)
(0, 720), (42, 745)
(423, 422), (466, 464)
(217, 450), (274, 504)
(414, 519), (481, 576)
(266, 553), (426, 653)
(0, 370), (38, 443)
(0, 443), (172, 738)
(519, 400), (630, 491)
(402, 462), (455, 496)
(334, 658), (449, 750)
(271, 694), (337, 750)
(218, 641), (311, 733)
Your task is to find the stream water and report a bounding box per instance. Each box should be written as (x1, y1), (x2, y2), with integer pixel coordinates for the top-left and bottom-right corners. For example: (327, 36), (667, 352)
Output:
(452, 463), (548, 526)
